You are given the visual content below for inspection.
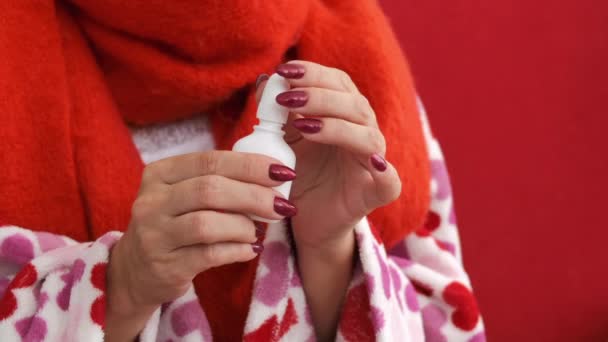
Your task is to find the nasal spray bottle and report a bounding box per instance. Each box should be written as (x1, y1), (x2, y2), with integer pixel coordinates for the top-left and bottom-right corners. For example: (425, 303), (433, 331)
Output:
(232, 74), (296, 223)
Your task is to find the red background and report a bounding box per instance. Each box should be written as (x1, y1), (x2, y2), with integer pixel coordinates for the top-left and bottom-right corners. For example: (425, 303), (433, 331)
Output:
(380, 1), (608, 341)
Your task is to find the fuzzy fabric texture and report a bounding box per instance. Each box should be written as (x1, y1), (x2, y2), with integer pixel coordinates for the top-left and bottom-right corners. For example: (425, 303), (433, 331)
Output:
(0, 0), (429, 245)
(0, 1), (431, 339)
(0, 106), (485, 340)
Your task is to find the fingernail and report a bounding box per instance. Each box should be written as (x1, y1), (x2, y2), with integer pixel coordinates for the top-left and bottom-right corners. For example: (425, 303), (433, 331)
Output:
(276, 90), (308, 108)
(274, 197), (298, 217)
(254, 222), (266, 238)
(292, 118), (322, 134)
(252, 240), (264, 254)
(269, 164), (296, 181)
(255, 74), (269, 89)
(276, 63), (305, 79)
(370, 154), (387, 172)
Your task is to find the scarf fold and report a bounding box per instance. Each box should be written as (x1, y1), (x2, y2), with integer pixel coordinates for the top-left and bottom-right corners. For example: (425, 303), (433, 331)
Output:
(0, 1), (430, 340)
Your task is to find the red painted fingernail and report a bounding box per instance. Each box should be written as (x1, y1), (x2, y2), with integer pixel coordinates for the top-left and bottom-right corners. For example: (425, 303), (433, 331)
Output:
(252, 240), (264, 254)
(255, 74), (269, 89)
(274, 197), (298, 217)
(370, 154), (387, 172)
(276, 63), (305, 79)
(292, 118), (322, 134)
(254, 222), (266, 238)
(269, 164), (296, 181)
(276, 90), (308, 108)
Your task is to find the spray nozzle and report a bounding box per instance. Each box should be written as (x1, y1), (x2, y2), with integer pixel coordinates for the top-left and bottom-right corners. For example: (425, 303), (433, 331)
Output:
(256, 73), (290, 125)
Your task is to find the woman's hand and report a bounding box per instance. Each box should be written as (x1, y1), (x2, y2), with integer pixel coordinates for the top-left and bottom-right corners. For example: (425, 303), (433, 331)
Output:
(105, 151), (297, 341)
(257, 61), (402, 341)
(272, 61), (402, 253)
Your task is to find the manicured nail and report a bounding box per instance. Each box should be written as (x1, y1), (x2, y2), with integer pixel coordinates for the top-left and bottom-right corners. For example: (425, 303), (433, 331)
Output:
(370, 154), (387, 172)
(254, 222), (266, 238)
(292, 118), (322, 134)
(255, 74), (269, 89)
(252, 240), (264, 254)
(276, 90), (308, 108)
(276, 63), (306, 79)
(274, 197), (298, 217)
(269, 164), (296, 181)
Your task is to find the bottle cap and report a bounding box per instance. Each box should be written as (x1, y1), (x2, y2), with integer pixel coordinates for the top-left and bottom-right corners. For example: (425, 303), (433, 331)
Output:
(257, 73), (290, 124)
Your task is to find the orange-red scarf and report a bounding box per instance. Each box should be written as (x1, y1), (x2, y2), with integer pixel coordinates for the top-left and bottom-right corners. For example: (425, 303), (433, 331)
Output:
(0, 1), (429, 339)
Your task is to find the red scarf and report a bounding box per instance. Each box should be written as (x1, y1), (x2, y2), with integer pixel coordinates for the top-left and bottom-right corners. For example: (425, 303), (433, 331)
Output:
(0, 1), (429, 339)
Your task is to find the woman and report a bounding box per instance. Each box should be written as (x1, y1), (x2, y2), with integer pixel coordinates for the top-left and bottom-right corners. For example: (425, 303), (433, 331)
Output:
(0, 1), (484, 341)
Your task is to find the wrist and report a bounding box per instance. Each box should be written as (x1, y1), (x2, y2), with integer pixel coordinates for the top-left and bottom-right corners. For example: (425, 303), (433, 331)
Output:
(106, 238), (157, 327)
(295, 229), (356, 265)
(294, 228), (356, 342)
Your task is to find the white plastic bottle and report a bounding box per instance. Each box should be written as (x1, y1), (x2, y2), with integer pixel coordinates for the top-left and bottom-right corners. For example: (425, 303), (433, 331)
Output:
(232, 74), (296, 223)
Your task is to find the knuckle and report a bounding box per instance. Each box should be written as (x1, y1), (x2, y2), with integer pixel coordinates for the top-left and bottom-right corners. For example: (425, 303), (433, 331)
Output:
(370, 128), (386, 153)
(231, 213), (256, 240)
(355, 94), (372, 119)
(128, 232), (177, 292)
(191, 213), (209, 241)
(196, 176), (220, 205)
(318, 89), (331, 108)
(201, 151), (220, 174)
(338, 69), (354, 90)
(202, 245), (221, 266)
(389, 179), (402, 202)
(141, 164), (158, 185)
(358, 94), (371, 109)
(248, 186), (267, 211)
(384, 176), (402, 203)
(313, 65), (325, 85)
(131, 196), (155, 223)
(242, 154), (258, 179)
(137, 232), (159, 264)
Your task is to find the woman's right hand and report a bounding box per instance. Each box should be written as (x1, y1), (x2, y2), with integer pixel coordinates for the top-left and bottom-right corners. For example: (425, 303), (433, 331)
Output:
(105, 151), (297, 340)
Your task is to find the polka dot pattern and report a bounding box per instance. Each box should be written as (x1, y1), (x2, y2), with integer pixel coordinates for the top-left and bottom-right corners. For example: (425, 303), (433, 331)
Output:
(36, 232), (66, 253)
(255, 242), (290, 306)
(404, 283), (420, 312)
(415, 228), (432, 237)
(243, 299), (298, 341)
(0, 290), (17, 320)
(374, 244), (392, 299)
(0, 234), (34, 265)
(339, 283), (375, 341)
(421, 304), (448, 342)
(424, 211), (441, 231)
(15, 316), (47, 342)
(171, 300), (205, 337)
(443, 282), (480, 331)
(430, 159), (452, 200)
(90, 263), (106, 291)
(370, 306), (385, 333)
(10, 264), (37, 289)
(277, 299), (298, 338)
(90, 295), (106, 327)
(0, 108), (486, 341)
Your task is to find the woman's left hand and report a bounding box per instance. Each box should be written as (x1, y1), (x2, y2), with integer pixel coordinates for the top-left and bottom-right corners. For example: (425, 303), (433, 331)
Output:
(258, 61), (402, 256)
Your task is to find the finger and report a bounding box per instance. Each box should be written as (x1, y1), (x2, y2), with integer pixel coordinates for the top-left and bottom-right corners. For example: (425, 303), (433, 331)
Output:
(292, 117), (386, 156)
(168, 211), (258, 249)
(177, 242), (257, 274)
(276, 87), (375, 125)
(363, 155), (402, 208)
(144, 151), (294, 186)
(276, 60), (359, 93)
(256, 74), (269, 90)
(255, 74), (269, 103)
(168, 175), (297, 219)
